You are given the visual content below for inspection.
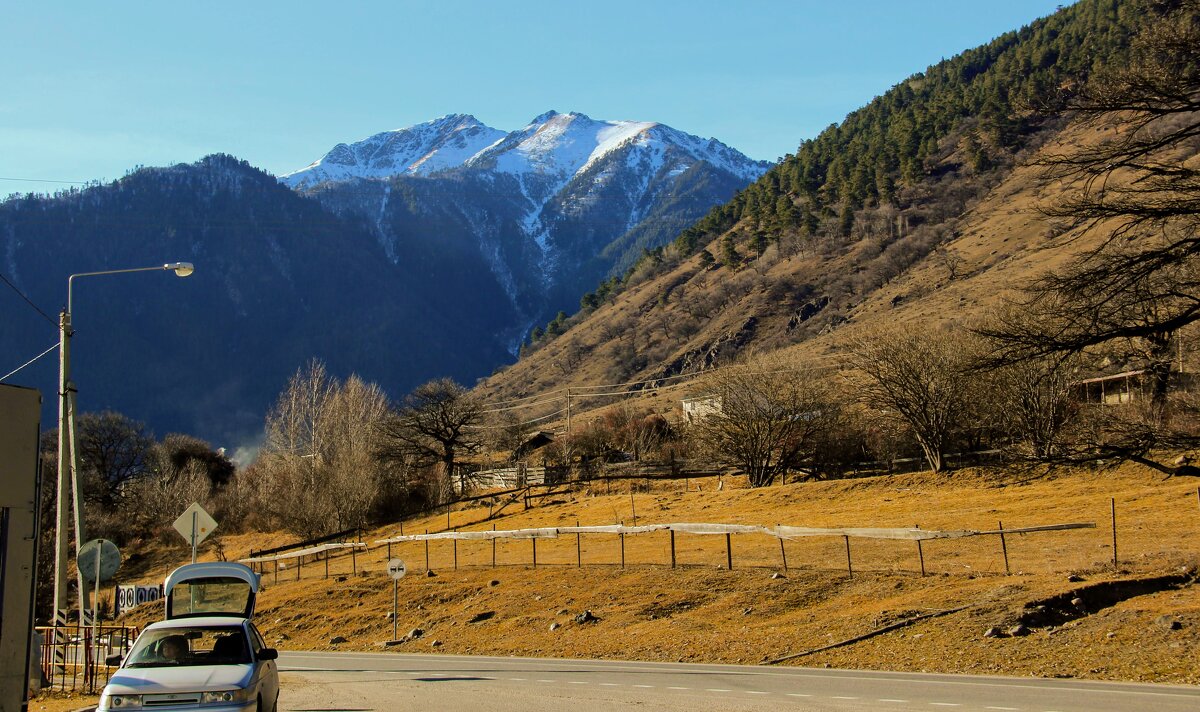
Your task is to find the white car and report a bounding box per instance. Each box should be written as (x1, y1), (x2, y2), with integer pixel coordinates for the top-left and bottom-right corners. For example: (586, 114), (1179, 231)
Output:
(98, 562), (280, 712)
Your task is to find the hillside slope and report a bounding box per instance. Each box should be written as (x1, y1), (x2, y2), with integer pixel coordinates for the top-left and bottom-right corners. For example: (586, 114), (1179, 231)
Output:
(476, 0), (1182, 416)
(116, 464), (1200, 684)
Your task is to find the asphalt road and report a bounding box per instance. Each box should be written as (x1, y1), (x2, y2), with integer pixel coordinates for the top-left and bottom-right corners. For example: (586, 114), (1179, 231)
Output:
(277, 651), (1200, 712)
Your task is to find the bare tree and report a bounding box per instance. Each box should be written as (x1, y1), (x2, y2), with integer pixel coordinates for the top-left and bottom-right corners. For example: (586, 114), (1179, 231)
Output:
(256, 361), (388, 536)
(848, 325), (983, 473)
(378, 378), (481, 502)
(989, 355), (1080, 460)
(688, 360), (835, 487)
(323, 375), (388, 531)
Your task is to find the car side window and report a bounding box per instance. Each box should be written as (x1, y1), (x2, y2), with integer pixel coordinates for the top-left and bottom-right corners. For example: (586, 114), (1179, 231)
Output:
(249, 624), (265, 653)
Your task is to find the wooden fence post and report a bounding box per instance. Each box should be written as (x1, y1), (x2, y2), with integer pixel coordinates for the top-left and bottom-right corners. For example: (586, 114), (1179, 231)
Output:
(915, 524), (926, 577)
(425, 530), (430, 572)
(669, 530), (676, 568)
(778, 526), (788, 571)
(844, 536), (853, 579)
(1111, 498), (1118, 568)
(725, 533), (733, 570)
(492, 524), (497, 568)
(532, 537), (538, 568)
(296, 555), (301, 581)
(998, 521), (1010, 575)
(620, 532), (625, 569)
(324, 551), (329, 579)
(576, 521), (582, 567)
(453, 535), (458, 571)
(273, 560), (278, 585)
(351, 544), (357, 575)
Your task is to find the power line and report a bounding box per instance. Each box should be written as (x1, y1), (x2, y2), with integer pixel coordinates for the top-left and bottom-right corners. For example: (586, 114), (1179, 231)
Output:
(0, 342), (58, 383)
(0, 176), (89, 185)
(0, 271), (57, 327)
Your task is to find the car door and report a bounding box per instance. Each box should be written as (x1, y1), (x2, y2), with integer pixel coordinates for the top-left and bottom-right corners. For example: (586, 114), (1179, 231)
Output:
(250, 623), (279, 711)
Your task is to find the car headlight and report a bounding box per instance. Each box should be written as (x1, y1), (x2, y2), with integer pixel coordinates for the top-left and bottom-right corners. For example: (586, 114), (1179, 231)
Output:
(203, 688), (253, 704)
(100, 692), (142, 709)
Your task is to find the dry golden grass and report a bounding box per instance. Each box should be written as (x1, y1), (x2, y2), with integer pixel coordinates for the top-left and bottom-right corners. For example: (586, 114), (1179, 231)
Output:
(117, 463), (1200, 684)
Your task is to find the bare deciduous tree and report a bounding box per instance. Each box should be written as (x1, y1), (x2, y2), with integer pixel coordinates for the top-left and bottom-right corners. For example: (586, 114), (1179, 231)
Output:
(848, 326), (983, 473)
(256, 361), (388, 537)
(688, 360), (835, 487)
(378, 378), (481, 502)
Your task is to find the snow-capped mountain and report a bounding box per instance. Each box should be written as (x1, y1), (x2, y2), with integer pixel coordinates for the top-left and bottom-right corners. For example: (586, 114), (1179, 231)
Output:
(282, 111), (771, 351)
(281, 114), (506, 188)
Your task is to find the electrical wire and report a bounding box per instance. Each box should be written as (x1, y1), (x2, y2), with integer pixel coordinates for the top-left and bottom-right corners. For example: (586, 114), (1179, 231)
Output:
(0, 342), (58, 383)
(0, 271), (57, 327)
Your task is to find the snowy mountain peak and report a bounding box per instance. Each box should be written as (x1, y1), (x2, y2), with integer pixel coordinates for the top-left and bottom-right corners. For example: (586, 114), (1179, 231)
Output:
(282, 110), (769, 191)
(280, 114), (506, 188)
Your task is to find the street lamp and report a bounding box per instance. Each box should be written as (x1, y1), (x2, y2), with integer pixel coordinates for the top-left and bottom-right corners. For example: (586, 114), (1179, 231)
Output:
(53, 262), (195, 624)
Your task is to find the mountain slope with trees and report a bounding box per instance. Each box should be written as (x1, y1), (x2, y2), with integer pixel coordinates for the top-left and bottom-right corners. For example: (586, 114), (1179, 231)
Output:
(478, 0), (1191, 411)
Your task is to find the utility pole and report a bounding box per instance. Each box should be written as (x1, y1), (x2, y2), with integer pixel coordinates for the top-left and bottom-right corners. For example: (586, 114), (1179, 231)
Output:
(565, 387), (572, 435)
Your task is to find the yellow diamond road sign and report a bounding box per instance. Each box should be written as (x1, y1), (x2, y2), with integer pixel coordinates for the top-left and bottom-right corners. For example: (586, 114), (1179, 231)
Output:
(173, 502), (218, 546)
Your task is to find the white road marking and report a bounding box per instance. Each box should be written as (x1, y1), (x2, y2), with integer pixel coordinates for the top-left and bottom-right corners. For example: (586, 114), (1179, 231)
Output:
(599, 682), (620, 687)
(880, 700), (909, 704)
(567, 681), (588, 685)
(633, 684), (655, 688)
(831, 697), (859, 700)
(536, 679), (556, 683)
(507, 677), (526, 681)
(667, 686), (690, 690)
(744, 690), (769, 695)
(985, 708), (1019, 711)
(930, 704), (961, 708)
(707, 688), (732, 693)
(787, 693), (813, 698)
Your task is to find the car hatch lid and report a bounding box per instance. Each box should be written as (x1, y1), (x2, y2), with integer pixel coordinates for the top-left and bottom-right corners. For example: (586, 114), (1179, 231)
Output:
(163, 562), (259, 620)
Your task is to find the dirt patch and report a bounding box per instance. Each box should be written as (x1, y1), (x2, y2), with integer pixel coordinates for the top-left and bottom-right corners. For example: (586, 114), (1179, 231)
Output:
(1018, 571), (1196, 629)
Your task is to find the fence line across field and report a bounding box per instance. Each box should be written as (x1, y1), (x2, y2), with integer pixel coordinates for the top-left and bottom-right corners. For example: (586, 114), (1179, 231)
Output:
(237, 519), (1100, 580)
(372, 521), (1096, 544)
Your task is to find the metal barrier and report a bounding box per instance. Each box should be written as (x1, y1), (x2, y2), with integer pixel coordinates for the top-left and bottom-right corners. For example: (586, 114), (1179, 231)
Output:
(37, 624), (139, 692)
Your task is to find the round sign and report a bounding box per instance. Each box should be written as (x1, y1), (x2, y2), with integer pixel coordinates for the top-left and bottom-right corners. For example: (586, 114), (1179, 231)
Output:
(386, 558), (407, 580)
(78, 539), (121, 582)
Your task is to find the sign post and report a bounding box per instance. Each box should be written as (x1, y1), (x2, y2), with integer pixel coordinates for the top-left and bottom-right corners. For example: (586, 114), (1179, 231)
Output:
(76, 538), (120, 691)
(172, 503), (218, 563)
(386, 558), (407, 641)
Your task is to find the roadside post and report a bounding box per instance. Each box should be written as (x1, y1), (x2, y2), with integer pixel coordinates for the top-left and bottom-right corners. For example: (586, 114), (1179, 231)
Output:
(76, 539), (120, 691)
(387, 559), (407, 641)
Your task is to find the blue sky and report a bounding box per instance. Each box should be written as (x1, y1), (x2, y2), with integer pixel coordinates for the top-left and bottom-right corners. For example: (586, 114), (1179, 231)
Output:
(2, 1), (1068, 198)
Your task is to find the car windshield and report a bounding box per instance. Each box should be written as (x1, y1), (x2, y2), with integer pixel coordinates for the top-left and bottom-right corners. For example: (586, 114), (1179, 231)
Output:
(124, 626), (250, 668)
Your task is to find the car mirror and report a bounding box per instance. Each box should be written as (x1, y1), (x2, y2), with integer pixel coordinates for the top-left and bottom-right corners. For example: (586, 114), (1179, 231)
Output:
(105, 654), (123, 667)
(257, 648), (278, 661)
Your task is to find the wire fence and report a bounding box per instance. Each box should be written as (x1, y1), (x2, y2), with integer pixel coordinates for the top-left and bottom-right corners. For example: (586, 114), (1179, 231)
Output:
(239, 518), (1098, 582)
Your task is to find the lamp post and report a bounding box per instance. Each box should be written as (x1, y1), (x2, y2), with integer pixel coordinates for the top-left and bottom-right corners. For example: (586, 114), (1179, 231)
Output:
(53, 262), (195, 624)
